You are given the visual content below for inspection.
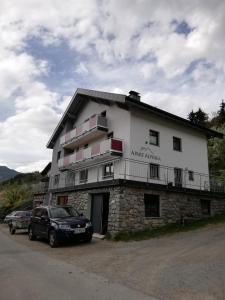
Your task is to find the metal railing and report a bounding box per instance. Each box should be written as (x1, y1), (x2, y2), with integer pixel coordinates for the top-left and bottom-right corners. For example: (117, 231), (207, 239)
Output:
(49, 158), (225, 194)
(58, 138), (123, 169)
(60, 114), (108, 146)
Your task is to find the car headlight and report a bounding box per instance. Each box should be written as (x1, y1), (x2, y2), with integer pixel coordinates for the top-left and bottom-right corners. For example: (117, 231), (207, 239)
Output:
(85, 222), (92, 228)
(58, 224), (71, 230)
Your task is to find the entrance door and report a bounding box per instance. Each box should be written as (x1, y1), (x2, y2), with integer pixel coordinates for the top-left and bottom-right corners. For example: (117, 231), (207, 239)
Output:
(174, 168), (183, 187)
(91, 193), (109, 235)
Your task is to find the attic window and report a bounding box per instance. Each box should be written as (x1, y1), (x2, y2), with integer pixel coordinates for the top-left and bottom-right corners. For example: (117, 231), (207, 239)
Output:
(101, 111), (106, 117)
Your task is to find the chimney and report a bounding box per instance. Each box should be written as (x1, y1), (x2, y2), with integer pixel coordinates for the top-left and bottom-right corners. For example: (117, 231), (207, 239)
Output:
(128, 90), (141, 101)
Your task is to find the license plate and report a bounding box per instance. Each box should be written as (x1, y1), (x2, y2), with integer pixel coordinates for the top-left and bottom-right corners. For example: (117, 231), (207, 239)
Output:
(74, 228), (85, 234)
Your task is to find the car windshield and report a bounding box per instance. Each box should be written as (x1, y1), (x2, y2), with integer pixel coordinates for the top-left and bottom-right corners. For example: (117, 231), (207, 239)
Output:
(49, 207), (80, 218)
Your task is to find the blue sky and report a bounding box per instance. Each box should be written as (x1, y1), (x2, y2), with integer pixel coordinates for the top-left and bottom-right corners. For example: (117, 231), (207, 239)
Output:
(0, 0), (225, 172)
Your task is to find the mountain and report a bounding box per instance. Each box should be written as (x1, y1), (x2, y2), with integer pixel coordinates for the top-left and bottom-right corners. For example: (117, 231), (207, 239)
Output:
(0, 166), (20, 183)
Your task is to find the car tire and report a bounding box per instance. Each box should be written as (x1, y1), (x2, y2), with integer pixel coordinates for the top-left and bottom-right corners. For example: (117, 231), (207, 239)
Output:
(84, 235), (92, 243)
(9, 225), (16, 235)
(28, 227), (36, 241)
(49, 230), (58, 248)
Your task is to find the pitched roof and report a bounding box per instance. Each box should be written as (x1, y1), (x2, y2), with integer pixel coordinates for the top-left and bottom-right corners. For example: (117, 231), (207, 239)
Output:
(46, 88), (223, 149)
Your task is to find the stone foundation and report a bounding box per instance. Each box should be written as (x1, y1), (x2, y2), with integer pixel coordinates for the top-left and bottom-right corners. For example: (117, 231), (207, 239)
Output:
(51, 184), (225, 235)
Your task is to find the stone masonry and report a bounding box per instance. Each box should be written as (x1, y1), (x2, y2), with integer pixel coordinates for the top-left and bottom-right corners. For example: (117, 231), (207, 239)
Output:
(51, 184), (225, 235)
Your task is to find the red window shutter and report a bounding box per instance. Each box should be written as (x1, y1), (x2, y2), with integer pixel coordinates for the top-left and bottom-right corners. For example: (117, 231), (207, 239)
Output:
(111, 139), (122, 151)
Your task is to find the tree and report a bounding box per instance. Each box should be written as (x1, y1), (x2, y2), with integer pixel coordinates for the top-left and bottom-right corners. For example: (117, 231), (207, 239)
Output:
(1, 183), (31, 211)
(188, 108), (209, 127)
(208, 124), (225, 180)
(218, 100), (225, 125)
(209, 100), (225, 128)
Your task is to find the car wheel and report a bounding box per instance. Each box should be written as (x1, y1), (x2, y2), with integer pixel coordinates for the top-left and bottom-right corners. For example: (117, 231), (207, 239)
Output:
(9, 225), (16, 235)
(49, 230), (58, 248)
(28, 227), (36, 241)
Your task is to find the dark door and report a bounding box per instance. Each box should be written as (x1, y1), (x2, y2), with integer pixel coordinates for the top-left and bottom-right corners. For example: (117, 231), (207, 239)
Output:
(102, 194), (109, 235)
(91, 193), (109, 235)
(174, 168), (183, 187)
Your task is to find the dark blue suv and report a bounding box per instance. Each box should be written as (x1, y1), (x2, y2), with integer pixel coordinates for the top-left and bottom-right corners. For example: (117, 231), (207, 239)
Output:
(28, 206), (93, 247)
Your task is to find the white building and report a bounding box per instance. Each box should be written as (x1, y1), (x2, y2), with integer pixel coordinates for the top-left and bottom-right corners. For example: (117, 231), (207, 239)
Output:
(46, 88), (224, 235)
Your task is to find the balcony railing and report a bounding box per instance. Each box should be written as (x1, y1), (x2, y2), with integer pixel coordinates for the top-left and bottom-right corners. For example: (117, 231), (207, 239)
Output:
(58, 138), (123, 169)
(60, 114), (108, 148)
(51, 157), (225, 194)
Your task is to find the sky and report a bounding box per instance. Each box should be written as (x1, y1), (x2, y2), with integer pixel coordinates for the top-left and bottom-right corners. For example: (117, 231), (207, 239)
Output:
(0, 0), (225, 173)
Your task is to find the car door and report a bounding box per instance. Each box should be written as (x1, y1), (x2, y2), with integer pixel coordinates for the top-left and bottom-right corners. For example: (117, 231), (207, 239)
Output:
(39, 208), (50, 239)
(32, 208), (43, 235)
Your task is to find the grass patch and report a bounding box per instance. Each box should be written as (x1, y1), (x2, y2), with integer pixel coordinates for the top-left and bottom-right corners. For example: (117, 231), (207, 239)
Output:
(111, 214), (225, 242)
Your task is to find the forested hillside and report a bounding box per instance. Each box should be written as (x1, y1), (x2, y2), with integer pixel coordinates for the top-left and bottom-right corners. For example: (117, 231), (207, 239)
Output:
(0, 172), (41, 219)
(0, 166), (20, 183)
(188, 101), (225, 180)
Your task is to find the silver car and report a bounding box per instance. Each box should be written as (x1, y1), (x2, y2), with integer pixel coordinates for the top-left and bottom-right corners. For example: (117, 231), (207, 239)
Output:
(4, 211), (19, 224)
(6, 211), (32, 234)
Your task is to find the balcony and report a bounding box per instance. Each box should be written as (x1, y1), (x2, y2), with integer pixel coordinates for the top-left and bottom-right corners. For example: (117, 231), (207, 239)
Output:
(60, 115), (108, 149)
(58, 138), (123, 170)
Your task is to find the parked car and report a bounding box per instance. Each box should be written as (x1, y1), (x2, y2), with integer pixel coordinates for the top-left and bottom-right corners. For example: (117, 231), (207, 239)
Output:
(4, 211), (18, 224)
(7, 211), (32, 234)
(28, 205), (93, 247)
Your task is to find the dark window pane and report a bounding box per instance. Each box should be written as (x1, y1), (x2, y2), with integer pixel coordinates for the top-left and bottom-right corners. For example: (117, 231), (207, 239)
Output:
(80, 169), (88, 183)
(188, 171), (194, 181)
(149, 130), (159, 146)
(103, 163), (114, 178)
(174, 168), (183, 187)
(173, 137), (182, 151)
(144, 194), (160, 217)
(57, 151), (61, 161)
(201, 200), (210, 216)
(150, 164), (160, 179)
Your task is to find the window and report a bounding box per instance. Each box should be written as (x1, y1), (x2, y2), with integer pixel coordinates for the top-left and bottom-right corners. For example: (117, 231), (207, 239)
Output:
(84, 144), (88, 149)
(107, 132), (114, 139)
(54, 174), (59, 186)
(65, 171), (75, 187)
(57, 151), (61, 162)
(80, 169), (88, 183)
(101, 110), (106, 117)
(173, 137), (182, 151)
(57, 196), (68, 206)
(103, 163), (114, 178)
(149, 130), (159, 146)
(188, 171), (194, 181)
(149, 164), (160, 179)
(174, 168), (182, 187)
(200, 199), (211, 216)
(144, 194), (160, 217)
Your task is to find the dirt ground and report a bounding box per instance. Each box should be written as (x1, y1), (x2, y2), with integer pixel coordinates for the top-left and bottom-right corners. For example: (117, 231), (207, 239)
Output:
(1, 223), (225, 300)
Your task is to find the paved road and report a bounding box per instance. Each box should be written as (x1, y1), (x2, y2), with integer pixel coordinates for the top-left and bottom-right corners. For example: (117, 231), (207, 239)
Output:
(0, 229), (155, 300)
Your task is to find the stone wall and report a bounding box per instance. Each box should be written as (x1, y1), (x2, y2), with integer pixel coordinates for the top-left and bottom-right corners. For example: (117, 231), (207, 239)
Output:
(33, 193), (49, 207)
(51, 185), (225, 235)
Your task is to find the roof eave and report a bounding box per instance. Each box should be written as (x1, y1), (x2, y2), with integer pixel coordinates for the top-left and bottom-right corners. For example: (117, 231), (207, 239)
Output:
(125, 98), (224, 139)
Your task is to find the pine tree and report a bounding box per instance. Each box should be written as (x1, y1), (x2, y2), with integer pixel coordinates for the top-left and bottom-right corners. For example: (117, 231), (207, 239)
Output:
(188, 108), (208, 127)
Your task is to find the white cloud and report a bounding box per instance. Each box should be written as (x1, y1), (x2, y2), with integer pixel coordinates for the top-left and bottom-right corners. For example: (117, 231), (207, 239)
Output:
(1, 0), (225, 171)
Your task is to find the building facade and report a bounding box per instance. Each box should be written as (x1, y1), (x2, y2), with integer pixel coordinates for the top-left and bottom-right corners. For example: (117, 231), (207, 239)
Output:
(46, 88), (225, 235)
(33, 163), (51, 207)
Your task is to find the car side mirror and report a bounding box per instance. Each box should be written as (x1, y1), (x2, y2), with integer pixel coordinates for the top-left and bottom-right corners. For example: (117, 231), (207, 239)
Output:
(41, 215), (49, 221)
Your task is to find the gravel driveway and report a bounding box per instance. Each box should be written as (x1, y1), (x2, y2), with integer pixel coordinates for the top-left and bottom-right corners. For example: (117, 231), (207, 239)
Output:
(1, 223), (225, 299)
